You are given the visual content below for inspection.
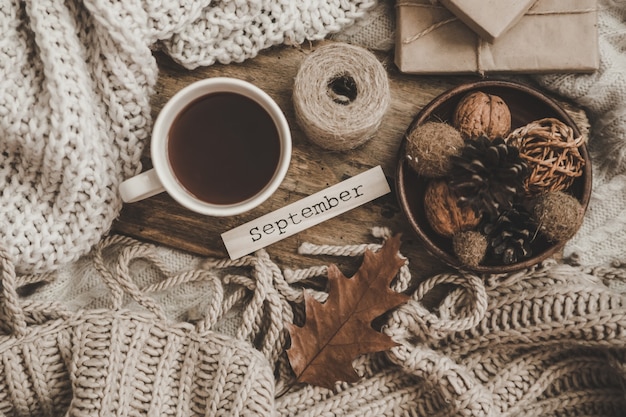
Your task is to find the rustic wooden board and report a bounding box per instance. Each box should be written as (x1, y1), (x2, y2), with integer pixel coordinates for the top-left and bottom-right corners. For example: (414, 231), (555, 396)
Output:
(112, 41), (589, 278)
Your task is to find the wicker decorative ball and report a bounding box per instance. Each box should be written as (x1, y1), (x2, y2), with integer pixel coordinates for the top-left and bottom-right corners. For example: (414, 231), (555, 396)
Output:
(506, 118), (586, 195)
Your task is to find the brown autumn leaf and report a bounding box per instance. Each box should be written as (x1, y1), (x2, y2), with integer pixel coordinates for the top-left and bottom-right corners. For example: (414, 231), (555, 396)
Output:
(286, 234), (408, 389)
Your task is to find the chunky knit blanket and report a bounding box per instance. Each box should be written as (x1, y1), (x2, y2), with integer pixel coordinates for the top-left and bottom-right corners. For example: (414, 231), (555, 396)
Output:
(2, 0), (626, 416)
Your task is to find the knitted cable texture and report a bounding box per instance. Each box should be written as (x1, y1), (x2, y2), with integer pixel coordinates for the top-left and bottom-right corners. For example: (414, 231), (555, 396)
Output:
(6, 229), (626, 416)
(0, 0), (378, 275)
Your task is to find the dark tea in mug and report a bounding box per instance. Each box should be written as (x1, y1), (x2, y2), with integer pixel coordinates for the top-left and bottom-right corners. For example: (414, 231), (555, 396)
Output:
(167, 92), (281, 205)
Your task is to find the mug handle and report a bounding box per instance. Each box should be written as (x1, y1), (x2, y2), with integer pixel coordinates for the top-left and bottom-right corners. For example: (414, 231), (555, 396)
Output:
(119, 169), (166, 203)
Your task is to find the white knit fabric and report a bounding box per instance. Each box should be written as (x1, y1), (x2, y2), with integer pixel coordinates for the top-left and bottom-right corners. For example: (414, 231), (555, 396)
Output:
(1, 0), (152, 274)
(162, 0), (378, 69)
(0, 0), (378, 274)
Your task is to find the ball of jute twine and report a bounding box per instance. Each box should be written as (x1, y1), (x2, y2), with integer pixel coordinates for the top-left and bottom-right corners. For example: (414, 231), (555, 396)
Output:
(293, 43), (390, 151)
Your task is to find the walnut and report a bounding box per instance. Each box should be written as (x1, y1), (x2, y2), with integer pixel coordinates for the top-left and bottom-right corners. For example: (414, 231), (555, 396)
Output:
(424, 179), (481, 238)
(453, 91), (511, 140)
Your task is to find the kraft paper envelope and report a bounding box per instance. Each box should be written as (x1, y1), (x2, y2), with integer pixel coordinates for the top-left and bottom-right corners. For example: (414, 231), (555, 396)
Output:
(395, 0), (599, 75)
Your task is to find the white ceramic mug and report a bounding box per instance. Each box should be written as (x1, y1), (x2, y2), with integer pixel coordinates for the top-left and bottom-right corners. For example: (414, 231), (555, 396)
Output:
(119, 78), (292, 216)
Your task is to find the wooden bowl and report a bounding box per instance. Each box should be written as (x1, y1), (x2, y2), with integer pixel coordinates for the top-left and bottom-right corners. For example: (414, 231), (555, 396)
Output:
(395, 80), (592, 274)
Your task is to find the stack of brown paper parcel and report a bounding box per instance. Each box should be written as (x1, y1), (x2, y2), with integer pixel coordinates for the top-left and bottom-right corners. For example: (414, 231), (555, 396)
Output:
(395, 0), (599, 75)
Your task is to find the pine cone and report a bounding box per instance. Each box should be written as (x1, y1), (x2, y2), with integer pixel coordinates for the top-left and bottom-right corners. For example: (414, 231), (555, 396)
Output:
(450, 136), (528, 220)
(483, 207), (536, 264)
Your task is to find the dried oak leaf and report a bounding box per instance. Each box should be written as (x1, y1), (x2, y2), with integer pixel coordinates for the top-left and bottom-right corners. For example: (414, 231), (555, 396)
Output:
(286, 234), (408, 389)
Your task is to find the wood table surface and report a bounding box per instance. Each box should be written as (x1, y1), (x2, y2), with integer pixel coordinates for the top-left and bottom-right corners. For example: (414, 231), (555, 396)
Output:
(112, 41), (589, 280)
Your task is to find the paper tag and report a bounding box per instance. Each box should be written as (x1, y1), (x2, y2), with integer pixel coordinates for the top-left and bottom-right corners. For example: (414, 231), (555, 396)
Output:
(222, 166), (391, 259)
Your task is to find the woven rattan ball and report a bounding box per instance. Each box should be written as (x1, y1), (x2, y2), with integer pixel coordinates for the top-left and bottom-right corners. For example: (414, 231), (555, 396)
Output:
(506, 118), (585, 195)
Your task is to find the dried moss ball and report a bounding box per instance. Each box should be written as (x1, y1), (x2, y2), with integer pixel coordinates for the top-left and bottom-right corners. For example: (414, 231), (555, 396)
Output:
(532, 191), (583, 243)
(453, 230), (488, 268)
(405, 121), (464, 177)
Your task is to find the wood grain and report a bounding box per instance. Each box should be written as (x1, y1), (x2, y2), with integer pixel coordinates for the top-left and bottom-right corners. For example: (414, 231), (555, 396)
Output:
(112, 41), (589, 279)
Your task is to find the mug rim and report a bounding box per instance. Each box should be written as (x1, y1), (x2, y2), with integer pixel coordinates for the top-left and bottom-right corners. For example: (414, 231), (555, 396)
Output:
(151, 77), (292, 217)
